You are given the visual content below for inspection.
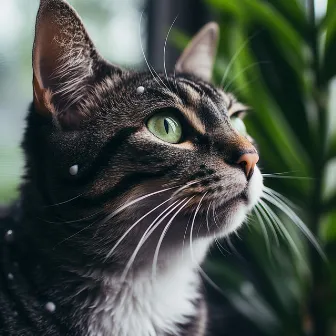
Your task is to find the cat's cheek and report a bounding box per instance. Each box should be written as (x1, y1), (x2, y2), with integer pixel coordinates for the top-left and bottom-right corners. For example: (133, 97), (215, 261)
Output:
(246, 165), (263, 210)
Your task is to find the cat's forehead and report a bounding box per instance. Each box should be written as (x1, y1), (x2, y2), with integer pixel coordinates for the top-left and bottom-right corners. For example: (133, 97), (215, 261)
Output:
(139, 73), (243, 119)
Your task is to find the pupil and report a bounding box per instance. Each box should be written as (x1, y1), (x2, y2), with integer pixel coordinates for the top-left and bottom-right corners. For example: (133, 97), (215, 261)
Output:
(163, 119), (169, 134)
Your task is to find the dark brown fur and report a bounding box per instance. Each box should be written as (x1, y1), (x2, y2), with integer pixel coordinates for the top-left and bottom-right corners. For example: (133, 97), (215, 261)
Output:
(0, 1), (259, 335)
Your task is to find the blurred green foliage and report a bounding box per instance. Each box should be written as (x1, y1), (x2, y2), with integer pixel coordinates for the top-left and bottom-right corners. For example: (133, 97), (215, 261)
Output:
(176, 0), (336, 335)
(1, 0), (335, 334)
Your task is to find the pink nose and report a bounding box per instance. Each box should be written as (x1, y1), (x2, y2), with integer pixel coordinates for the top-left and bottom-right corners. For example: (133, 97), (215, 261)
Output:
(237, 152), (259, 180)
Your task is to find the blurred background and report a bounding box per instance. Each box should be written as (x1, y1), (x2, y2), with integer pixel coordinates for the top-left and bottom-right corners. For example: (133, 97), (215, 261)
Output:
(0, 0), (335, 335)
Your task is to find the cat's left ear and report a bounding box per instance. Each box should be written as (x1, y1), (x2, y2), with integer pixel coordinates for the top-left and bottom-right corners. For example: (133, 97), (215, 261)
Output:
(33, 0), (122, 128)
(175, 22), (219, 82)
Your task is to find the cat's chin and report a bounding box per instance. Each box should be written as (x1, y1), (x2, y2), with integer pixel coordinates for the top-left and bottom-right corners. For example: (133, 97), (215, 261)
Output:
(213, 166), (263, 236)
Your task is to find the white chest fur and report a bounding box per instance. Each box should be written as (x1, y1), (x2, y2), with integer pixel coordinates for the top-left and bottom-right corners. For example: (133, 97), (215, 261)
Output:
(85, 240), (210, 336)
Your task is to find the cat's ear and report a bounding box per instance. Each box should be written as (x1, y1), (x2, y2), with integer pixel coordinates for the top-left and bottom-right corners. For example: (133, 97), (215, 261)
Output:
(33, 0), (121, 128)
(175, 22), (219, 82)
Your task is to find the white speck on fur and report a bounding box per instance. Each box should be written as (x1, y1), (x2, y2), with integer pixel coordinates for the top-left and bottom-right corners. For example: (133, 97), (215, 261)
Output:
(45, 302), (56, 313)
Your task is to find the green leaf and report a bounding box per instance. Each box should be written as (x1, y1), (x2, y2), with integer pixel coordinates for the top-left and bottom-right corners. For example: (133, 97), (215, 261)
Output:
(321, 209), (336, 242)
(264, 0), (307, 38)
(322, 0), (336, 81)
(218, 25), (309, 176)
(207, 0), (305, 70)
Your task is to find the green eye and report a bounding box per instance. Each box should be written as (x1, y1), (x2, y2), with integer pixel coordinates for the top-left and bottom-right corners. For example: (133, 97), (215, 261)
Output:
(147, 110), (182, 144)
(230, 116), (247, 136)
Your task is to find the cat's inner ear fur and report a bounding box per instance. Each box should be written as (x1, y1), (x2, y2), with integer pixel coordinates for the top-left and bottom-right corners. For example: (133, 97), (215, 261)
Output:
(175, 22), (219, 82)
(33, 0), (121, 128)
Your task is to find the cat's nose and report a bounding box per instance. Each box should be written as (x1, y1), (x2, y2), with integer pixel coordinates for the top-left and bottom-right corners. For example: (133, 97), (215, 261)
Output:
(237, 152), (259, 180)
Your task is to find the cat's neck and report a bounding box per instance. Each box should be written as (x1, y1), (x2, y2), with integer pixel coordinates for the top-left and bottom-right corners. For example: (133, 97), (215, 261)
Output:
(13, 201), (210, 336)
(76, 239), (210, 336)
(16, 186), (211, 335)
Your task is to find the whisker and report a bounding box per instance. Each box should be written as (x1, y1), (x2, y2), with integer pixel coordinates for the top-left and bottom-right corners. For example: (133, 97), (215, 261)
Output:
(151, 197), (193, 278)
(228, 76), (260, 97)
(120, 199), (185, 282)
(163, 15), (179, 91)
(263, 186), (299, 210)
(262, 171), (300, 176)
(182, 212), (193, 259)
(261, 193), (326, 260)
(104, 196), (175, 260)
(253, 205), (272, 256)
(53, 215), (103, 249)
(150, 64), (170, 91)
(224, 235), (239, 257)
(224, 61), (270, 92)
(205, 202), (212, 233)
(262, 170), (312, 180)
(258, 199), (303, 260)
(173, 67), (181, 96)
(212, 204), (230, 255)
(100, 185), (179, 226)
(139, 11), (165, 89)
(43, 193), (85, 208)
(262, 175), (313, 180)
(189, 193), (225, 295)
(255, 203), (279, 246)
(189, 193), (207, 255)
(220, 31), (261, 88)
(39, 210), (103, 225)
(171, 172), (236, 199)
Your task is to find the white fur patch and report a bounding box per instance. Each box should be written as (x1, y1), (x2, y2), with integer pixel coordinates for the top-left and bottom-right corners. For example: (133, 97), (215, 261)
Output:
(86, 240), (210, 336)
(85, 168), (263, 336)
(246, 166), (263, 210)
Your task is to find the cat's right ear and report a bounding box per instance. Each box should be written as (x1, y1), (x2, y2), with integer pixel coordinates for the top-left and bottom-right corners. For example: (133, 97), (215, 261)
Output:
(33, 0), (122, 128)
(175, 22), (219, 82)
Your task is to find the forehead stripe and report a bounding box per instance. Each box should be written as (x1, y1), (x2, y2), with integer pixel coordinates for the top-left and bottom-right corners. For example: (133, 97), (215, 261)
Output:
(177, 78), (204, 95)
(178, 78), (221, 102)
(172, 82), (206, 135)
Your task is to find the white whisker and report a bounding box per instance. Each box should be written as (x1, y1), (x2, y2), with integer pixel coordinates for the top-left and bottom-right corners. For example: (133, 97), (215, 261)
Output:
(263, 186), (299, 210)
(189, 193), (225, 294)
(261, 193), (326, 260)
(151, 197), (193, 278)
(53, 215), (102, 248)
(258, 199), (303, 260)
(212, 204), (229, 255)
(163, 15), (178, 90)
(262, 175), (313, 180)
(224, 61), (270, 92)
(262, 171), (299, 176)
(120, 199), (185, 283)
(43, 193), (84, 207)
(104, 196), (174, 261)
(220, 31), (260, 88)
(253, 205), (273, 255)
(100, 186), (179, 226)
(139, 11), (165, 89)
(255, 203), (279, 246)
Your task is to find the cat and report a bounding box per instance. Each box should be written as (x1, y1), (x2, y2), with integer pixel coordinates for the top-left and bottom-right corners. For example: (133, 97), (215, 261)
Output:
(0, 0), (263, 335)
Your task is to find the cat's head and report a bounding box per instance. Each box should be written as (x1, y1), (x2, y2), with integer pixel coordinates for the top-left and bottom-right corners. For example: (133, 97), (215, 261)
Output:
(24, 0), (263, 265)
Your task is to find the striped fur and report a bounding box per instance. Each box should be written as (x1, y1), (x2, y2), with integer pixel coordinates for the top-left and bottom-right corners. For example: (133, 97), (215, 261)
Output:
(0, 1), (263, 335)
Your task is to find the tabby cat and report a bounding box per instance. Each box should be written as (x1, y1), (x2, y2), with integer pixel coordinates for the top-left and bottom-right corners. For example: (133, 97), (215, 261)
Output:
(0, 0), (263, 335)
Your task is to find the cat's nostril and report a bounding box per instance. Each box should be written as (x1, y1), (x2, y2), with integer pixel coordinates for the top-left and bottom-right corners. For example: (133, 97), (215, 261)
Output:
(237, 152), (259, 180)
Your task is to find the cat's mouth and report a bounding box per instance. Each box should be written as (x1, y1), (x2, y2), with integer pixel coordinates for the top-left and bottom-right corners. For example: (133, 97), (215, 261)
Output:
(169, 166), (263, 236)
(176, 166), (263, 211)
